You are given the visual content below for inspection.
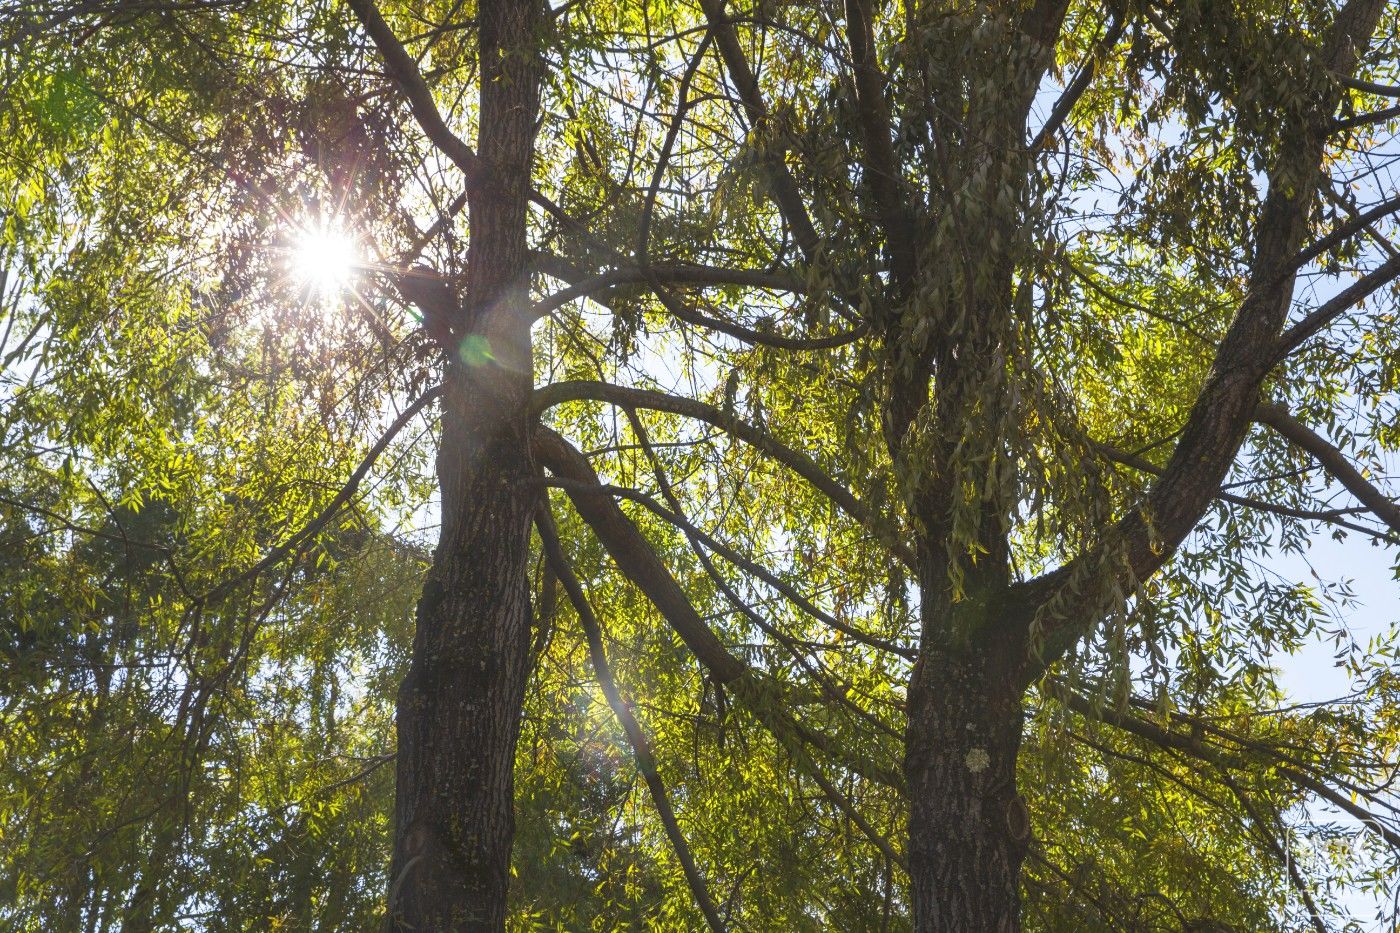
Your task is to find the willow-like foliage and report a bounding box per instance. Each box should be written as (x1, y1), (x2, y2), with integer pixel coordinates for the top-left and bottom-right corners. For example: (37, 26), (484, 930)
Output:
(2, 0), (1399, 929)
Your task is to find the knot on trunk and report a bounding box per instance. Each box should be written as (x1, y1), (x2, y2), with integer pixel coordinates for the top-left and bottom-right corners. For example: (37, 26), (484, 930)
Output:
(1004, 794), (1031, 843)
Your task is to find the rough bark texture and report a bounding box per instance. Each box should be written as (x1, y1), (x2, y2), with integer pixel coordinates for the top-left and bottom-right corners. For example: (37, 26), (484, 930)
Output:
(905, 592), (1029, 933)
(385, 0), (541, 929)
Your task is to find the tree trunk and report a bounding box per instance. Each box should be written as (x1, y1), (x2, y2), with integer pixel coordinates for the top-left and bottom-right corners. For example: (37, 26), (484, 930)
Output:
(904, 634), (1029, 932)
(385, 0), (541, 929)
(385, 379), (536, 931)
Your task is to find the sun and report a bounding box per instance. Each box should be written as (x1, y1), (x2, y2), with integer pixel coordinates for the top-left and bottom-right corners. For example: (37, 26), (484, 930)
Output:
(289, 222), (359, 298)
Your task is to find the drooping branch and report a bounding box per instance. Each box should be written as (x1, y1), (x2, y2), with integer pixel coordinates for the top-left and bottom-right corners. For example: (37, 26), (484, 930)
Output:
(532, 425), (746, 681)
(530, 262), (807, 315)
(1065, 711), (1334, 931)
(345, 0), (486, 186)
(1052, 686), (1400, 851)
(1062, 254), (1212, 340)
(531, 424), (907, 791)
(0, 493), (196, 600)
(1054, 692), (1365, 931)
(803, 755), (908, 871)
(533, 380), (911, 566)
(1214, 768), (1329, 933)
(533, 484), (908, 861)
(529, 262), (866, 352)
(549, 466), (915, 659)
(622, 407), (908, 738)
(535, 508), (729, 933)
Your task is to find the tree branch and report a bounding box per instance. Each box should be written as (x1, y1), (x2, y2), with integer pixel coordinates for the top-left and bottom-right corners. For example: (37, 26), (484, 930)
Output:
(531, 261), (807, 312)
(555, 473), (915, 659)
(345, 0), (485, 185)
(1332, 102), (1400, 133)
(533, 425), (746, 680)
(1028, 14), (1125, 154)
(346, 0), (588, 257)
(1093, 438), (1395, 542)
(533, 380), (911, 566)
(1214, 768), (1329, 933)
(528, 262), (864, 354)
(1256, 402), (1400, 534)
(531, 425), (906, 791)
(1271, 251), (1400, 362)
(1013, 0), (1387, 675)
(1321, 186), (1400, 261)
(1339, 74), (1400, 96)
(639, 31), (713, 262)
(696, 0), (820, 259)
(622, 407), (915, 669)
(205, 387), (442, 603)
(1290, 192), (1400, 270)
(843, 0), (916, 290)
(535, 508), (729, 933)
(1054, 685), (1400, 851)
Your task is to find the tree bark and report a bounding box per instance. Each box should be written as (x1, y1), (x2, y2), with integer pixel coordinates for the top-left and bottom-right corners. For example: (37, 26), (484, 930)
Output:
(904, 616), (1029, 933)
(385, 0), (541, 929)
(386, 377), (535, 931)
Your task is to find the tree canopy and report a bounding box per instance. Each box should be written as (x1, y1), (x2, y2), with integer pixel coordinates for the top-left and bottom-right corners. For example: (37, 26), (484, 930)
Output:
(2, 0), (1400, 929)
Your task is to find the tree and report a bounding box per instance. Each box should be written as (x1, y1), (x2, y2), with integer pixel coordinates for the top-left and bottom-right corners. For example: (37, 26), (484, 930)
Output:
(3, 0), (1400, 930)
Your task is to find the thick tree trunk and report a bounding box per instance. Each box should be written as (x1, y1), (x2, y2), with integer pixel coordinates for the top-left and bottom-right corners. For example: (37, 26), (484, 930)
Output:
(904, 632), (1029, 933)
(385, 1), (541, 929)
(385, 380), (536, 931)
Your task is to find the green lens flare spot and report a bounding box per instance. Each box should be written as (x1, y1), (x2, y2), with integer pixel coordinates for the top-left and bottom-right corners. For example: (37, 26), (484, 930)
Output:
(459, 334), (496, 367)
